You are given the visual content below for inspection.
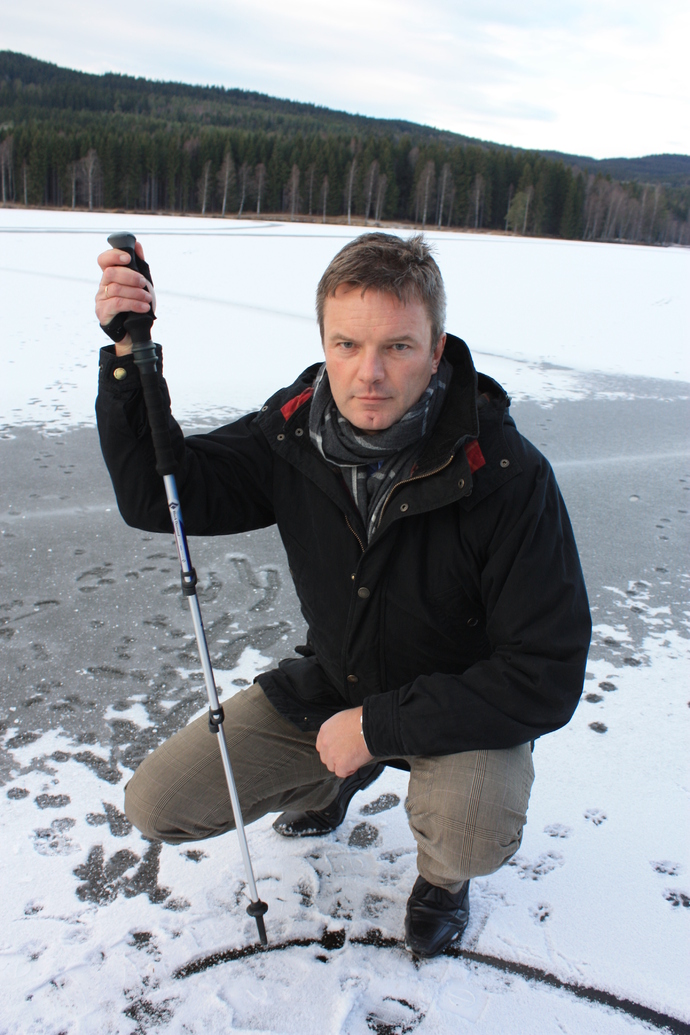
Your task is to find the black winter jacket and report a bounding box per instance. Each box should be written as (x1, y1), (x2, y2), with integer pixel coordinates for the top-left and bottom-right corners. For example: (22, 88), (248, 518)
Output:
(96, 334), (591, 758)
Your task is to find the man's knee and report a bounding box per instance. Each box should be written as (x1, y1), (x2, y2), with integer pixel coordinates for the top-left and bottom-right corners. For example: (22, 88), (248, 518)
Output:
(406, 743), (534, 886)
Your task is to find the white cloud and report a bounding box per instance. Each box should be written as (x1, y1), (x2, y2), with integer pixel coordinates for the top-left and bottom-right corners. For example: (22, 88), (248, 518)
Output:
(2, 0), (688, 158)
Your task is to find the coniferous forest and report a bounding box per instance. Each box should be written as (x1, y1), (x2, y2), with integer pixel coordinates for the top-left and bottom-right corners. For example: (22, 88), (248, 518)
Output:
(1, 52), (688, 245)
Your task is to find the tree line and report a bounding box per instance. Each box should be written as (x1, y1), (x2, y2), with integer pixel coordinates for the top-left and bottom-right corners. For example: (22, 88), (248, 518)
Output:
(1, 123), (687, 245)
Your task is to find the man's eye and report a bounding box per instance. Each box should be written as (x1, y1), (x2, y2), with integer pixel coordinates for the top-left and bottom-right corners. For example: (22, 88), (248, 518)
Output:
(338, 341), (355, 349)
(391, 343), (410, 351)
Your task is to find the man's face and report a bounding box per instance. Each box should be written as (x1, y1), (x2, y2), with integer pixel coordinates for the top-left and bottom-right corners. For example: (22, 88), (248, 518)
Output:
(322, 285), (446, 433)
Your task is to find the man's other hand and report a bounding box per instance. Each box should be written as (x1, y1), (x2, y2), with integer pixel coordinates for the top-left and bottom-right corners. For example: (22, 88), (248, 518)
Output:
(316, 706), (374, 778)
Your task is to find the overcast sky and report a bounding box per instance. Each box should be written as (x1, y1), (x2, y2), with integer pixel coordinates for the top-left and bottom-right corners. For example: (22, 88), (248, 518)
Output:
(4, 0), (688, 159)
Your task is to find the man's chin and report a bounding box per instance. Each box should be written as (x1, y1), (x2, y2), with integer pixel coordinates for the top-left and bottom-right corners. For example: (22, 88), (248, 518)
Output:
(349, 412), (396, 434)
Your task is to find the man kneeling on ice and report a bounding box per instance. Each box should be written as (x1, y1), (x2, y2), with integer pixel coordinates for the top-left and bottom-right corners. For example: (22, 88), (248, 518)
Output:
(94, 232), (591, 957)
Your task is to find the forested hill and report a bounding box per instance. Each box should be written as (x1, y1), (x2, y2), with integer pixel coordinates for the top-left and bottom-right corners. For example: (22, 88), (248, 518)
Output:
(1, 51), (688, 244)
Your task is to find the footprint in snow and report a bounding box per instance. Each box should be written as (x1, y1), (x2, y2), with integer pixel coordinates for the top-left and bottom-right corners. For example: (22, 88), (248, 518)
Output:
(584, 808), (607, 826)
(509, 851), (565, 880)
(33, 817), (79, 856)
(664, 890), (690, 908)
(530, 902), (551, 924)
(347, 997), (424, 1035)
(543, 823), (572, 839)
(652, 860), (681, 876)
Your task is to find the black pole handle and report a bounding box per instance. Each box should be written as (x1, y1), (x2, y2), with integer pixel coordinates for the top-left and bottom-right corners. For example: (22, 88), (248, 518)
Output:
(107, 232), (177, 477)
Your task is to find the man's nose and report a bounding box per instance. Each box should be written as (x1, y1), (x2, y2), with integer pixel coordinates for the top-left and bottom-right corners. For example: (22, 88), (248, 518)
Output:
(357, 348), (385, 383)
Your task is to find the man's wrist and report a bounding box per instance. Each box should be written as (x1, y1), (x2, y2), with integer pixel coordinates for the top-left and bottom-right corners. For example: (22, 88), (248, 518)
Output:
(359, 708), (371, 753)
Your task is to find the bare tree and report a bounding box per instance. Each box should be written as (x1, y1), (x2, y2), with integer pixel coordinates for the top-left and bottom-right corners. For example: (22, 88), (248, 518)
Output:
(22, 160), (28, 206)
(82, 149), (101, 211)
(217, 151), (234, 217)
(237, 162), (251, 216)
(67, 160), (80, 209)
(286, 164), (300, 220)
(255, 162), (266, 215)
(504, 184), (514, 231)
(0, 135), (14, 203)
(197, 159), (212, 215)
(446, 185), (456, 227)
(417, 161), (436, 228)
(307, 163), (316, 216)
(374, 174), (387, 222)
(363, 160), (379, 223)
(320, 175), (329, 223)
(437, 163), (452, 229)
(521, 184), (533, 234)
(649, 184), (661, 243)
(345, 157), (357, 225)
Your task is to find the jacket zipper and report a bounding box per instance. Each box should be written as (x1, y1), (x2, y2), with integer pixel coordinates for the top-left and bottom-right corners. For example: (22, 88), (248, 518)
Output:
(345, 515), (366, 553)
(377, 454), (455, 529)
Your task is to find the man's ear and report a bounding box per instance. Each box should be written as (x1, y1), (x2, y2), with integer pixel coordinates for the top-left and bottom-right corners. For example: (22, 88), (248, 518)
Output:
(431, 333), (447, 373)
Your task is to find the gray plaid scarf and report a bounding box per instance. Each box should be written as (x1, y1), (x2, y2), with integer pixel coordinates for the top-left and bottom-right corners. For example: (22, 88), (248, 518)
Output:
(308, 357), (451, 541)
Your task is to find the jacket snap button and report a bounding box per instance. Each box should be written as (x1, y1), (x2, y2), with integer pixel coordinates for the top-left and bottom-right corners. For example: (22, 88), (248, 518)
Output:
(400, 503), (409, 512)
(500, 459), (510, 468)
(357, 587), (370, 599)
(261, 405), (268, 412)
(458, 478), (465, 489)
(347, 674), (359, 683)
(113, 367), (127, 381)
(295, 428), (303, 436)
(277, 433), (285, 441)
(467, 617), (479, 627)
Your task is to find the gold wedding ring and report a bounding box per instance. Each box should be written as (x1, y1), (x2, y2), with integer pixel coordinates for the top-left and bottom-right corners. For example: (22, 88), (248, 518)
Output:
(104, 285), (109, 297)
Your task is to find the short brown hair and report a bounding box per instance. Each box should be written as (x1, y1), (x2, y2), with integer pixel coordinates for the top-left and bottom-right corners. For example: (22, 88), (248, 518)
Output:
(316, 232), (446, 347)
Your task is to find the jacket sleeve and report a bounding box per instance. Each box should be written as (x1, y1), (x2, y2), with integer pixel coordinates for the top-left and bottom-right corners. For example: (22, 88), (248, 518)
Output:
(96, 345), (276, 535)
(363, 442), (592, 756)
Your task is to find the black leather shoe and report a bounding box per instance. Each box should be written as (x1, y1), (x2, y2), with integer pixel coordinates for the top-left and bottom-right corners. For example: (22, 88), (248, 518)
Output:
(272, 762), (386, 837)
(404, 875), (470, 957)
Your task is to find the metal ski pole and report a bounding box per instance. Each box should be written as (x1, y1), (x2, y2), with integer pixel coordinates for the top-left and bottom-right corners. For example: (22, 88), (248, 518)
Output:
(106, 232), (268, 945)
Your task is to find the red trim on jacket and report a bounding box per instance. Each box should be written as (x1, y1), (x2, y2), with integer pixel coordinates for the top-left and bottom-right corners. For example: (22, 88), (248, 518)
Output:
(280, 387), (314, 421)
(464, 439), (486, 473)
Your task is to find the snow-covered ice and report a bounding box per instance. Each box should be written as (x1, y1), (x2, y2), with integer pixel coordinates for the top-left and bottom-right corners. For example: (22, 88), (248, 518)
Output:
(0, 210), (688, 1034)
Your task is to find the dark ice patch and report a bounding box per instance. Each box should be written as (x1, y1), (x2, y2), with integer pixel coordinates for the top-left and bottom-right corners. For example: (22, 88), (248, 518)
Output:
(86, 812), (108, 826)
(598, 681), (617, 692)
(7, 787), (30, 800)
(124, 995), (175, 1031)
(589, 722), (608, 733)
(73, 750), (122, 784)
(35, 793), (71, 809)
(74, 841), (170, 905)
(348, 822), (379, 849)
(361, 793), (400, 816)
(584, 693), (604, 703)
(6, 730), (42, 749)
(104, 802), (132, 837)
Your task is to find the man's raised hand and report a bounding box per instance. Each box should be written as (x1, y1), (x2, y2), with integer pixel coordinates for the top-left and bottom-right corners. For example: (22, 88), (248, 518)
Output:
(95, 241), (156, 356)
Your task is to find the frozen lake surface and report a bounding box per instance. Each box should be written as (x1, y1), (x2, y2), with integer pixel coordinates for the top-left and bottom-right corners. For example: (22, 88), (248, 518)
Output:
(0, 211), (688, 1034)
